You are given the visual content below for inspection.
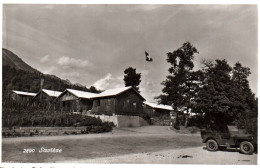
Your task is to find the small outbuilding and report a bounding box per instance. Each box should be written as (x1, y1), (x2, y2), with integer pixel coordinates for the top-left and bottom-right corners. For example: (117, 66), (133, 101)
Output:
(57, 89), (99, 113)
(91, 86), (145, 116)
(10, 90), (37, 103)
(143, 102), (174, 126)
(33, 89), (62, 109)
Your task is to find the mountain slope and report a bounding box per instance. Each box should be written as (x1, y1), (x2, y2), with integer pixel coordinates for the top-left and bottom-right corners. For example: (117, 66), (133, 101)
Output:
(2, 48), (101, 95)
(2, 48), (40, 74)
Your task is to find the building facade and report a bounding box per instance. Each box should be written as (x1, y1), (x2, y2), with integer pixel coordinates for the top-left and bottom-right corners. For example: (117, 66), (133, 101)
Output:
(10, 90), (37, 103)
(57, 89), (98, 113)
(143, 102), (174, 126)
(91, 87), (145, 116)
(33, 89), (62, 109)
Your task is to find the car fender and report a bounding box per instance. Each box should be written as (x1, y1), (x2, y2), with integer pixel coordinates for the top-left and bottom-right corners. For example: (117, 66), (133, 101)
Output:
(203, 137), (218, 144)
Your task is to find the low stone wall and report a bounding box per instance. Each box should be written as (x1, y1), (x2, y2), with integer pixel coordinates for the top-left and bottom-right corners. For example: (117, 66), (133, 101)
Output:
(87, 114), (149, 128)
(151, 118), (171, 126)
(117, 115), (146, 127)
(88, 114), (119, 126)
(2, 126), (103, 137)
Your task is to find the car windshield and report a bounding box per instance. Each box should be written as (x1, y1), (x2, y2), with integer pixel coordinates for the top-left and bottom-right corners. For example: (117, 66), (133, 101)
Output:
(227, 125), (239, 132)
(208, 124), (228, 133)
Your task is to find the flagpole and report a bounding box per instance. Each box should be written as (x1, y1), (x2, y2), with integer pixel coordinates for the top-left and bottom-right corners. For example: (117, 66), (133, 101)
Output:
(143, 50), (146, 70)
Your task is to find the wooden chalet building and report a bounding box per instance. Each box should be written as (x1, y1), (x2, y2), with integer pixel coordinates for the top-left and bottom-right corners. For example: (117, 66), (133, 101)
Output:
(91, 86), (145, 116)
(57, 89), (99, 113)
(34, 89), (62, 100)
(33, 89), (62, 109)
(143, 102), (174, 126)
(10, 90), (37, 103)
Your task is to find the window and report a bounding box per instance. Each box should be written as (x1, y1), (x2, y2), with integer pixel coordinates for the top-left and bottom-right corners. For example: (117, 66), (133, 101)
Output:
(123, 99), (129, 109)
(106, 99), (111, 110)
(133, 101), (137, 109)
(96, 100), (100, 106)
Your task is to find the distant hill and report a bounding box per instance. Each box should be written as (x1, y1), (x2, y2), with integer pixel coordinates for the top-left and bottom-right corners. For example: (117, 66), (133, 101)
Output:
(2, 48), (101, 96)
(2, 48), (40, 74)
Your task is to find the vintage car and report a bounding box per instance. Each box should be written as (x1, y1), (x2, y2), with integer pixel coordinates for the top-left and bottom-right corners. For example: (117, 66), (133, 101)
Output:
(201, 125), (256, 154)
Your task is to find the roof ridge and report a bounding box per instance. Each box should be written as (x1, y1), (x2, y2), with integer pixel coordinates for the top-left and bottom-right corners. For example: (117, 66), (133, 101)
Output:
(12, 90), (37, 96)
(67, 88), (98, 94)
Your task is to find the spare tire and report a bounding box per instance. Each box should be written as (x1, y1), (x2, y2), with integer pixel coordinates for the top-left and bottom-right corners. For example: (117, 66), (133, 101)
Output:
(240, 141), (254, 155)
(206, 139), (218, 151)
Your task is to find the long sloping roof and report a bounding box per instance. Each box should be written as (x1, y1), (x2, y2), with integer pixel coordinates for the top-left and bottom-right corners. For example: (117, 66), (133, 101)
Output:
(65, 89), (99, 99)
(92, 86), (145, 100)
(42, 89), (62, 97)
(12, 90), (37, 97)
(144, 101), (173, 111)
(58, 86), (145, 100)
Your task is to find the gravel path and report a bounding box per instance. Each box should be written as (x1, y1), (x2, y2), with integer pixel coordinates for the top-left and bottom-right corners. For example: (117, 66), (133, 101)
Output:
(63, 146), (257, 164)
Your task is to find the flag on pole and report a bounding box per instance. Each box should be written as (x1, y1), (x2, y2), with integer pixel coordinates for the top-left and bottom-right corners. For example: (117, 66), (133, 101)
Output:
(145, 51), (153, 62)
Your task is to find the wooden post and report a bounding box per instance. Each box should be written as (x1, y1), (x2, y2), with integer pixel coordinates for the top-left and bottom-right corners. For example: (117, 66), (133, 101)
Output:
(40, 74), (44, 101)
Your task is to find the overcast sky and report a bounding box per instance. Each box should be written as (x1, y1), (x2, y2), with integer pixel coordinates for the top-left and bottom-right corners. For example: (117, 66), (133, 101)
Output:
(3, 4), (258, 102)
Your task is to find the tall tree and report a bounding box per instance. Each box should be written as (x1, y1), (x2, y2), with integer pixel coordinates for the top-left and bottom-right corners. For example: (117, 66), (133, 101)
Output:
(123, 67), (141, 92)
(88, 86), (102, 93)
(156, 42), (199, 128)
(192, 59), (236, 126)
(232, 62), (251, 90)
(232, 62), (257, 136)
(192, 59), (257, 135)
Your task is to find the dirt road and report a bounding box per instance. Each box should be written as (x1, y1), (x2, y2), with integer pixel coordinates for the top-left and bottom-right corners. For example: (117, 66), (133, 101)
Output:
(2, 126), (257, 164)
(67, 146), (256, 164)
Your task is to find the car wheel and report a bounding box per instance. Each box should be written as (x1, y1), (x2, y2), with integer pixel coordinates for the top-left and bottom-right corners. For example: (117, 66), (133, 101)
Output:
(240, 141), (254, 155)
(206, 139), (218, 151)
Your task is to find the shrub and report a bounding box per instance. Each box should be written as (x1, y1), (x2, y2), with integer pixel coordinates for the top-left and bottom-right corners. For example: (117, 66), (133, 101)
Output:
(235, 110), (258, 137)
(94, 126), (102, 133)
(86, 126), (92, 133)
(139, 113), (152, 124)
(102, 122), (113, 132)
(79, 116), (102, 126)
(3, 109), (105, 128)
(2, 99), (114, 134)
(107, 121), (115, 127)
(81, 130), (88, 134)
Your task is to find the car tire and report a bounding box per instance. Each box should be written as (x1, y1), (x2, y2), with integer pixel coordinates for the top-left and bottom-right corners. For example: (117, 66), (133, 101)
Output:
(206, 139), (218, 151)
(240, 141), (254, 155)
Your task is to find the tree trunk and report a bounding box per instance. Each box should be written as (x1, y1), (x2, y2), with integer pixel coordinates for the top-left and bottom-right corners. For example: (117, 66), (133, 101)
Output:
(185, 107), (189, 128)
(184, 117), (188, 128)
(173, 107), (180, 130)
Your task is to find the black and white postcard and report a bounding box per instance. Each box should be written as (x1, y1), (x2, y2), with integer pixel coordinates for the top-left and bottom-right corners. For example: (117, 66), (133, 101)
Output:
(1, 2), (258, 165)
